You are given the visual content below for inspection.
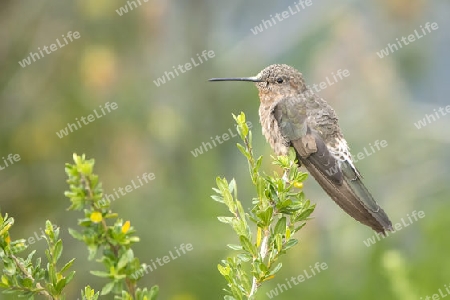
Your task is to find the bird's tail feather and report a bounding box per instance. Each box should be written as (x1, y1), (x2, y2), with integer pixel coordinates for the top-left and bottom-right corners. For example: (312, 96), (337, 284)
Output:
(341, 162), (393, 231)
(299, 157), (392, 234)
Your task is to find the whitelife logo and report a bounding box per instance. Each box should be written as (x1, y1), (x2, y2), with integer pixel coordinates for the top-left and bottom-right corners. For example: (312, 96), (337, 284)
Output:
(250, 0), (313, 35)
(0, 153), (21, 171)
(376, 22), (439, 58)
(96, 172), (156, 207)
(363, 210), (425, 247)
(190, 122), (253, 157)
(301, 69), (350, 98)
(9, 224), (59, 254)
(420, 283), (450, 300)
(115, 0), (149, 16)
(266, 262), (328, 298)
(153, 50), (215, 87)
(414, 105), (450, 129)
(325, 139), (388, 177)
(130, 243), (193, 279)
(18, 31), (81, 68)
(56, 102), (118, 139)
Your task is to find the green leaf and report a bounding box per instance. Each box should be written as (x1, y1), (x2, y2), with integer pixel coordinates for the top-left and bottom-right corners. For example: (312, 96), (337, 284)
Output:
(21, 278), (33, 288)
(68, 228), (83, 241)
(256, 177), (266, 202)
(282, 239), (298, 252)
(231, 219), (248, 237)
(45, 220), (55, 241)
(295, 207), (315, 222)
(235, 200), (246, 220)
(55, 277), (67, 293)
(295, 172), (308, 182)
(48, 262), (57, 285)
(234, 112), (245, 125)
(227, 244), (243, 251)
(256, 206), (273, 227)
(53, 240), (63, 263)
(87, 244), (98, 260)
(236, 143), (250, 160)
(90, 270), (111, 278)
(274, 217), (286, 236)
(238, 122), (249, 140)
(148, 285), (159, 300)
(288, 147), (297, 161)
(229, 179), (237, 195)
(218, 264), (230, 276)
(269, 262), (283, 276)
(218, 217), (234, 224)
(239, 236), (256, 257)
(60, 258), (75, 273)
(0, 275), (10, 287)
(237, 253), (252, 262)
(100, 281), (115, 295)
(65, 270), (76, 285)
(216, 177), (228, 192)
(255, 156), (263, 171)
(275, 234), (283, 252)
(253, 259), (268, 277)
(82, 286), (99, 300)
(117, 249), (133, 270)
(293, 222), (307, 233)
(211, 195), (224, 203)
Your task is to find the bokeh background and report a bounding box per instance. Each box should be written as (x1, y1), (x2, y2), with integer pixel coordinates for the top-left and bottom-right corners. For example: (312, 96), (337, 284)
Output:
(1, 0), (450, 299)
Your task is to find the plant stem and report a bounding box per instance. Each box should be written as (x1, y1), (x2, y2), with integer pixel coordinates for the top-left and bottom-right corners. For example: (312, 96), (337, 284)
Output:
(11, 255), (53, 299)
(249, 228), (270, 298)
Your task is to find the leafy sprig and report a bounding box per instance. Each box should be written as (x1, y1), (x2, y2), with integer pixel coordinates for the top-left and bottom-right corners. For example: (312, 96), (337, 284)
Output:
(65, 154), (159, 300)
(0, 215), (77, 299)
(213, 112), (315, 300)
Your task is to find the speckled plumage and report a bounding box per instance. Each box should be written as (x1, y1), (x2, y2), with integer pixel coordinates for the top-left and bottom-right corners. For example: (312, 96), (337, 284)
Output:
(210, 64), (393, 234)
(256, 65), (358, 174)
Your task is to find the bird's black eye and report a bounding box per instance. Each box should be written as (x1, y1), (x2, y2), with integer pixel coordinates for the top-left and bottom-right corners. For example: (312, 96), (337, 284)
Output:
(276, 77), (283, 83)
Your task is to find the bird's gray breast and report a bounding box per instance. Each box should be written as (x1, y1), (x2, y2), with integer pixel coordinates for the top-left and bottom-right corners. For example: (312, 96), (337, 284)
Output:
(259, 104), (290, 156)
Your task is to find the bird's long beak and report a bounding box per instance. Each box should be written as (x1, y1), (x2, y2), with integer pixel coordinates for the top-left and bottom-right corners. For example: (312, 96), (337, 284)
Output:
(209, 76), (262, 82)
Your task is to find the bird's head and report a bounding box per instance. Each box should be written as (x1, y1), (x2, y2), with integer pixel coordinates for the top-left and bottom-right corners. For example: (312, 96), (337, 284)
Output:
(209, 64), (307, 102)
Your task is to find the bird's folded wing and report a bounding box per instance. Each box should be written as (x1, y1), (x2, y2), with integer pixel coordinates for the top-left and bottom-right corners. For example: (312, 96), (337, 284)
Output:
(273, 98), (342, 184)
(273, 98), (392, 233)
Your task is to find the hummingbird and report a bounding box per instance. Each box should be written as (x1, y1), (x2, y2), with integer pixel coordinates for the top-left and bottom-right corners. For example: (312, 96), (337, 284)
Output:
(209, 64), (393, 234)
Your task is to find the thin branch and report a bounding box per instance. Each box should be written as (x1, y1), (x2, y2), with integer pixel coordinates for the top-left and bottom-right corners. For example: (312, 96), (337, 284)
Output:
(11, 255), (53, 299)
(249, 228), (270, 298)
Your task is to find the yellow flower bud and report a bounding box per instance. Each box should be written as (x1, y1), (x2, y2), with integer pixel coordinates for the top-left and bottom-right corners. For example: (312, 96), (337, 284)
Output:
(293, 182), (303, 189)
(90, 211), (103, 223)
(122, 221), (131, 234)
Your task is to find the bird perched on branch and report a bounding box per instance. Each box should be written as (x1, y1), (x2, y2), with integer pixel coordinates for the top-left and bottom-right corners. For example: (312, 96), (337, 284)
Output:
(210, 64), (393, 234)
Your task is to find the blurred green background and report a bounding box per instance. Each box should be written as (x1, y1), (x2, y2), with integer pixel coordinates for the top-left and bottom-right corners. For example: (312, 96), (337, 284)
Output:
(1, 0), (450, 299)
